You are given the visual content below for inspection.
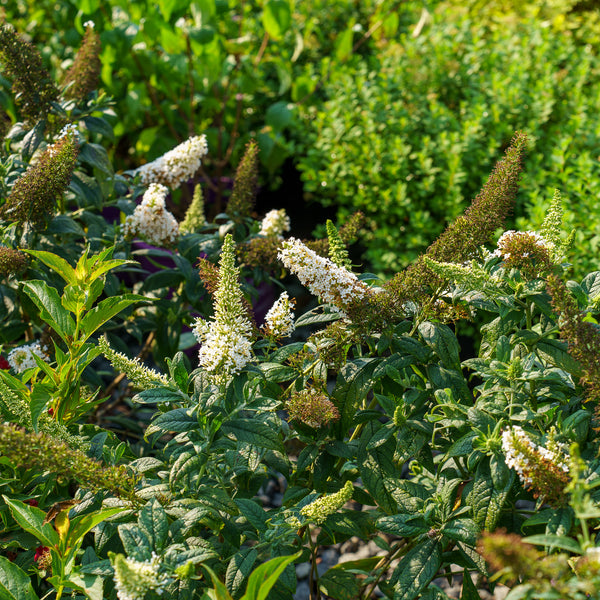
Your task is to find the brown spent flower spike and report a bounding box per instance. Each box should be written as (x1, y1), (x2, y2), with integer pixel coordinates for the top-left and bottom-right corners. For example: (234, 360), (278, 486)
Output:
(0, 247), (28, 276)
(287, 387), (340, 428)
(379, 132), (528, 321)
(62, 24), (102, 101)
(0, 24), (59, 123)
(228, 139), (259, 220)
(1, 126), (79, 227)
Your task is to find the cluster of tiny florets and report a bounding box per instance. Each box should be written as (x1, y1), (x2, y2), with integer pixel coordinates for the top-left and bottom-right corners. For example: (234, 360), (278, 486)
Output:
(259, 209), (290, 237)
(8, 341), (49, 373)
(123, 183), (179, 246)
(278, 237), (370, 316)
(62, 22), (101, 101)
(192, 235), (254, 384)
(492, 230), (555, 278)
(136, 135), (208, 189)
(113, 552), (173, 600)
(501, 426), (570, 506)
(2, 125), (79, 227)
(287, 387), (340, 428)
(300, 481), (354, 525)
(264, 292), (295, 338)
(0, 247), (28, 277)
(98, 335), (169, 388)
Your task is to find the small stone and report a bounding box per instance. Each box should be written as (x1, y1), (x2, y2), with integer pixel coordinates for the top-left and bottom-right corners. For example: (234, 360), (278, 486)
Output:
(295, 562), (311, 580)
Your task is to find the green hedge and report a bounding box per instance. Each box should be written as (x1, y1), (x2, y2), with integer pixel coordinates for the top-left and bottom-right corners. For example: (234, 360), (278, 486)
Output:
(296, 13), (600, 277)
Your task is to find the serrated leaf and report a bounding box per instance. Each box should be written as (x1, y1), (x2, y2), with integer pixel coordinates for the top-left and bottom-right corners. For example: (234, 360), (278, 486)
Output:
(221, 419), (283, 452)
(170, 452), (206, 488)
(21, 280), (75, 341)
(149, 408), (197, 433)
(235, 499), (268, 533)
(226, 548), (257, 599)
(118, 524), (151, 560)
(133, 387), (185, 404)
(139, 499), (169, 553)
(21, 120), (46, 160)
(536, 339), (582, 378)
(358, 422), (397, 514)
(390, 539), (441, 600)
(23, 250), (76, 284)
(440, 518), (479, 546)
(319, 567), (361, 600)
(377, 514), (429, 537)
(419, 322), (461, 370)
(3, 497), (60, 548)
(0, 556), (39, 600)
(294, 307), (342, 327)
(467, 458), (514, 531)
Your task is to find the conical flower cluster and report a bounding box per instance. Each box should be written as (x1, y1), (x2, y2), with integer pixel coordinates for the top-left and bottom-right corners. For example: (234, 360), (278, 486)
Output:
(259, 208), (290, 237)
(502, 426), (570, 507)
(123, 183), (179, 246)
(278, 237), (370, 316)
(193, 234), (254, 384)
(264, 292), (295, 339)
(300, 481), (354, 525)
(112, 552), (172, 600)
(136, 135), (208, 190)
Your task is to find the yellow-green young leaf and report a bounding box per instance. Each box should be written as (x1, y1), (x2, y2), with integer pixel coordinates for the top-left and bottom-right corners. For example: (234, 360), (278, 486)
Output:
(262, 0), (291, 40)
(67, 508), (127, 551)
(242, 551), (301, 600)
(3, 497), (60, 548)
(203, 564), (235, 600)
(522, 534), (582, 554)
(334, 25), (354, 62)
(0, 556), (39, 600)
(22, 281), (76, 342)
(22, 250), (76, 285)
(80, 294), (148, 340)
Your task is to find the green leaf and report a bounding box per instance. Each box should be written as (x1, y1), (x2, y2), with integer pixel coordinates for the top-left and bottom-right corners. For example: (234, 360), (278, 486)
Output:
(334, 25), (354, 62)
(522, 534), (582, 554)
(78, 0), (99, 14)
(21, 280), (75, 341)
(23, 250), (76, 285)
(0, 556), (39, 600)
(377, 514), (428, 537)
(536, 339), (583, 377)
(262, 0), (291, 40)
(203, 564), (234, 600)
(3, 497), (60, 548)
(266, 102), (293, 132)
(148, 408), (197, 434)
(389, 539), (441, 600)
(80, 294), (147, 340)
(581, 271), (600, 301)
(440, 519), (479, 546)
(139, 499), (169, 553)
(294, 307), (342, 327)
(221, 419), (283, 452)
(79, 142), (113, 176)
(319, 567), (362, 600)
(133, 388), (186, 404)
(234, 499), (268, 533)
(22, 120), (46, 161)
(226, 548), (257, 599)
(118, 524), (151, 559)
(460, 570), (479, 600)
(358, 422), (398, 514)
(82, 116), (114, 140)
(418, 322), (461, 371)
(68, 508), (126, 551)
(467, 458), (514, 531)
(241, 552), (301, 600)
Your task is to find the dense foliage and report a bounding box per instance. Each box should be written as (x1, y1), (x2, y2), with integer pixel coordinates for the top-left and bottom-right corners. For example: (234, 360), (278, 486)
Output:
(0, 4), (600, 600)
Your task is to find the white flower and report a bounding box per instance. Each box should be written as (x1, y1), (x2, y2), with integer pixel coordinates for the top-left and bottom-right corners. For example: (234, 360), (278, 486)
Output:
(123, 183), (179, 246)
(136, 135), (208, 190)
(264, 292), (295, 338)
(83, 20), (95, 29)
(192, 235), (254, 384)
(8, 342), (49, 374)
(492, 230), (554, 260)
(259, 209), (290, 237)
(278, 237), (370, 316)
(113, 552), (172, 600)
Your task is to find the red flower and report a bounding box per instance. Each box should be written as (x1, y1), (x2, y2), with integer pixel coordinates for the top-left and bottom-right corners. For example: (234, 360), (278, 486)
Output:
(47, 407), (54, 417)
(25, 499), (38, 507)
(0, 356), (9, 369)
(34, 546), (48, 561)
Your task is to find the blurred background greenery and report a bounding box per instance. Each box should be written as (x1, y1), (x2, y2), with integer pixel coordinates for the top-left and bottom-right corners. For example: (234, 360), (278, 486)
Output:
(2, 0), (600, 278)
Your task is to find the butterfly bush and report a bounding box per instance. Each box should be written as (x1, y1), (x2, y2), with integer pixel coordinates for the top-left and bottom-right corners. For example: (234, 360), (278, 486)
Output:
(259, 208), (290, 237)
(8, 341), (49, 373)
(113, 552), (173, 600)
(193, 234), (253, 384)
(136, 134), (208, 189)
(502, 426), (570, 507)
(123, 183), (179, 246)
(263, 291), (295, 338)
(278, 237), (371, 315)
